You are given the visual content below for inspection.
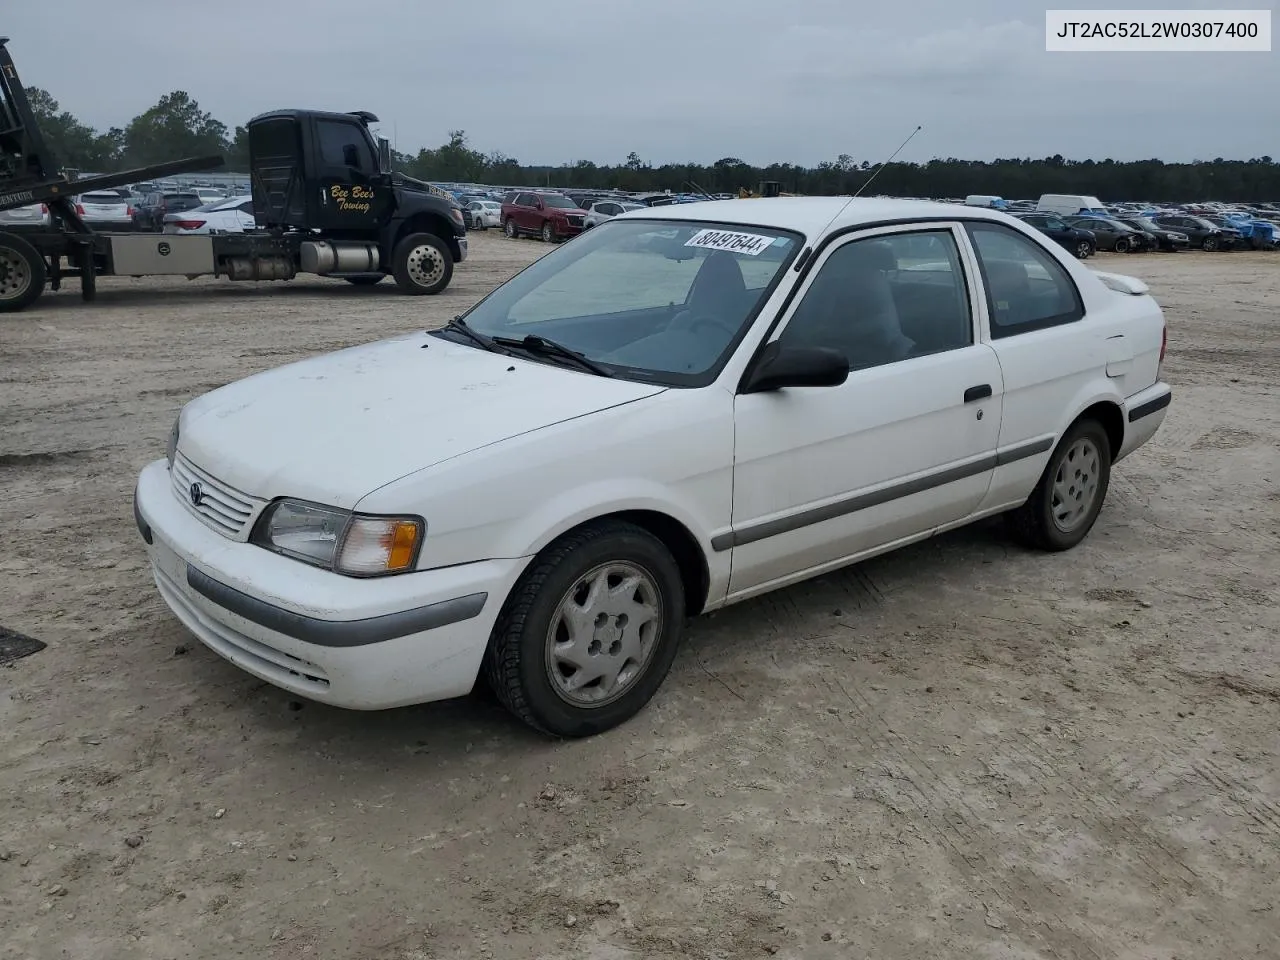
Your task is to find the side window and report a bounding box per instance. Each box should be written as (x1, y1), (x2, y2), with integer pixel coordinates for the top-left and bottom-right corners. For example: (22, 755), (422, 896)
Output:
(968, 223), (1083, 338)
(602, 203), (621, 216)
(517, 193), (537, 207)
(237, 200), (253, 213)
(779, 229), (972, 370)
(1046, 217), (1067, 230)
(315, 120), (373, 171)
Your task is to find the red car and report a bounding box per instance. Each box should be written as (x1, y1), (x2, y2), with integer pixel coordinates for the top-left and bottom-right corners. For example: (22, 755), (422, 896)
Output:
(501, 191), (588, 242)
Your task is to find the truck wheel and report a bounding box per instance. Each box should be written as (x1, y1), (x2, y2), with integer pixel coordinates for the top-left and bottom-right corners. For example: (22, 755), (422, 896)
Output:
(504, 218), (518, 239)
(391, 233), (453, 296)
(483, 519), (686, 738)
(344, 274), (385, 286)
(0, 232), (47, 313)
(541, 220), (557, 243)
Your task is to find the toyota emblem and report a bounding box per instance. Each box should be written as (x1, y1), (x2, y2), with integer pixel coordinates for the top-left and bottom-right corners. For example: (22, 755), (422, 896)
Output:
(189, 481), (203, 507)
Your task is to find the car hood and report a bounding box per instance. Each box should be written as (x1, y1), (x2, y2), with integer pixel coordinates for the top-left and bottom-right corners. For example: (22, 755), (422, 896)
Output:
(178, 332), (667, 508)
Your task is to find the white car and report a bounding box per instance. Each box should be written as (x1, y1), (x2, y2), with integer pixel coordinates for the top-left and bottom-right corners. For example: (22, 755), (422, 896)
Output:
(134, 198), (1172, 738)
(76, 191), (134, 227)
(0, 202), (52, 227)
(465, 200), (502, 229)
(162, 195), (255, 235)
(583, 199), (645, 229)
(194, 187), (226, 206)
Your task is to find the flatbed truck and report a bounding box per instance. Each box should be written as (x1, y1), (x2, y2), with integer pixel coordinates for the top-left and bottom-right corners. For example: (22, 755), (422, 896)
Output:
(0, 36), (467, 313)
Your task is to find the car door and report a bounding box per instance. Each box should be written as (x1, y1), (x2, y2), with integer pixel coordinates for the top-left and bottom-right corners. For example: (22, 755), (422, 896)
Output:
(726, 224), (1004, 599)
(962, 221), (1107, 513)
(514, 193), (537, 232)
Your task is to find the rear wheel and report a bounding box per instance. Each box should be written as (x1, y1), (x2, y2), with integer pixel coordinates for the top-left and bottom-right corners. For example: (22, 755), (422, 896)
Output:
(0, 232), (47, 313)
(1005, 418), (1112, 552)
(1074, 239), (1094, 259)
(390, 232), (453, 295)
(484, 520), (686, 738)
(504, 218), (518, 239)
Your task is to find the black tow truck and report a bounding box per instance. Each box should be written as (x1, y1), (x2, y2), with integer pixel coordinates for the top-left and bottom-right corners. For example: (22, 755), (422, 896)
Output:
(0, 36), (467, 313)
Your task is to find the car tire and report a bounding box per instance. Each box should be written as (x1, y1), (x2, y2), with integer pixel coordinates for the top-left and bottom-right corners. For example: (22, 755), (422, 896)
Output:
(0, 231), (47, 313)
(541, 219), (557, 243)
(1074, 240), (1094, 259)
(1113, 237), (1132, 253)
(484, 519), (686, 738)
(1005, 418), (1112, 552)
(1202, 235), (1219, 252)
(390, 232), (453, 295)
(343, 274), (385, 286)
(504, 218), (518, 239)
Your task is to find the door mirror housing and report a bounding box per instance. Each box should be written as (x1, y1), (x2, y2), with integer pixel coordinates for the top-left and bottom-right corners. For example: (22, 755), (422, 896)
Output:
(741, 342), (849, 394)
(377, 136), (392, 173)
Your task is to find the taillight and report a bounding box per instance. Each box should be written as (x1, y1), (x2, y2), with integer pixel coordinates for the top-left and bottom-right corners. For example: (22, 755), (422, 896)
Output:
(172, 219), (205, 230)
(40, 204), (48, 213)
(126, 206), (134, 217)
(75, 203), (85, 215)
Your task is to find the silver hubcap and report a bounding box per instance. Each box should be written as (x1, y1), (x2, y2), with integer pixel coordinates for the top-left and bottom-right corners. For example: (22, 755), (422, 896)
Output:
(1051, 438), (1101, 533)
(405, 244), (444, 288)
(543, 224), (552, 240)
(506, 221), (515, 236)
(0, 249), (32, 300)
(1077, 243), (1090, 257)
(544, 561), (663, 707)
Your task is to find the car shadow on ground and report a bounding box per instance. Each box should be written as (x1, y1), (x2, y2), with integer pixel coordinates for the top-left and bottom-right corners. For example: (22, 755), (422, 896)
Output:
(207, 515), (1019, 766)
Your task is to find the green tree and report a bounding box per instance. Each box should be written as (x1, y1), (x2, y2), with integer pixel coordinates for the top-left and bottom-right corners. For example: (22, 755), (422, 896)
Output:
(24, 86), (121, 171)
(122, 91), (228, 167)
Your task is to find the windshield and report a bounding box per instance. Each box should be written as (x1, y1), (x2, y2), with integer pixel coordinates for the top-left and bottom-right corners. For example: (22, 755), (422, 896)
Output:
(541, 194), (578, 209)
(452, 218), (801, 386)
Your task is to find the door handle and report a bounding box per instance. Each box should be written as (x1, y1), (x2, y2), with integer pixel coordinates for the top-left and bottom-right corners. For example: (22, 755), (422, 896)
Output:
(964, 384), (992, 403)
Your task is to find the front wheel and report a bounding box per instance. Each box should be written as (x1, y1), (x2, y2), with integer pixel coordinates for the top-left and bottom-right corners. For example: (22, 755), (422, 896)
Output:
(390, 232), (453, 295)
(1202, 235), (1219, 252)
(0, 232), (47, 313)
(541, 219), (557, 243)
(1113, 237), (1132, 253)
(1005, 418), (1112, 552)
(484, 520), (686, 738)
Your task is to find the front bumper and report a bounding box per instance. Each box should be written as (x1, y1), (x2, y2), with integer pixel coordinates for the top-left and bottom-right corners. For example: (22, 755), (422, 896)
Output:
(134, 458), (527, 709)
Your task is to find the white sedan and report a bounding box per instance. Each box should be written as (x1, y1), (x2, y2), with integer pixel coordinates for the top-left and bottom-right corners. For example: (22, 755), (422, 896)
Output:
(162, 195), (255, 235)
(135, 198), (1172, 738)
(465, 200), (502, 229)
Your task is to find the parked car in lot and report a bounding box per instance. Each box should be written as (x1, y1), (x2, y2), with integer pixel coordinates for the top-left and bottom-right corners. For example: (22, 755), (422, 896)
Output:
(465, 200), (502, 229)
(501, 191), (588, 241)
(135, 198), (1171, 738)
(1150, 213), (1240, 251)
(0, 202), (52, 228)
(1064, 215), (1147, 252)
(1116, 216), (1190, 251)
(162, 195), (255, 235)
(583, 199), (646, 229)
(134, 191), (205, 231)
(1014, 212), (1096, 258)
(75, 191), (134, 228)
(194, 187), (226, 206)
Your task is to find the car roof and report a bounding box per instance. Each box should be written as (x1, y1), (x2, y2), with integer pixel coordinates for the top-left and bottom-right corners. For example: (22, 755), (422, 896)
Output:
(620, 197), (1021, 236)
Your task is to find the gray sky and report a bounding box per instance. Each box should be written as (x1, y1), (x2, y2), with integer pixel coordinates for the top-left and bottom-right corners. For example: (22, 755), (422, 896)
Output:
(8, 0), (1278, 165)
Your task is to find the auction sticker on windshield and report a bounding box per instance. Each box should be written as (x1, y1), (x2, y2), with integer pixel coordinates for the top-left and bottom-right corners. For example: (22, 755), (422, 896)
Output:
(684, 229), (776, 256)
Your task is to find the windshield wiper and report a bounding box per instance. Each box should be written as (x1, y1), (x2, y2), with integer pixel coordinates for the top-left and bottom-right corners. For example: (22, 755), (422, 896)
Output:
(490, 334), (613, 377)
(439, 315), (505, 353)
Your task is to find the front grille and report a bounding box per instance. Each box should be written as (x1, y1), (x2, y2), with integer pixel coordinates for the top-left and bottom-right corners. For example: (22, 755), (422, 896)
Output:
(565, 215), (584, 226)
(170, 453), (264, 539)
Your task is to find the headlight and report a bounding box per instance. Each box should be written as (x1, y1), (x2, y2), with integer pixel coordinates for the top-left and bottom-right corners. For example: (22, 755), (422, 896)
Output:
(252, 498), (424, 577)
(165, 416), (180, 467)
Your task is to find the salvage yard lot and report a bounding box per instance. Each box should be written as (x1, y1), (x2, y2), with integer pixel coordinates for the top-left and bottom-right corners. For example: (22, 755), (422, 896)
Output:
(2, 231), (1278, 959)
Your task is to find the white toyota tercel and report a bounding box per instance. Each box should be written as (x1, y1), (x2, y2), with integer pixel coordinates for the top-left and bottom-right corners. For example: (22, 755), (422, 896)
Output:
(134, 198), (1172, 738)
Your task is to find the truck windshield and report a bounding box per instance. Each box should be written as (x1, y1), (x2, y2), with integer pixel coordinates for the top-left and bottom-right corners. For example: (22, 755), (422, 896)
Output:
(450, 218), (801, 386)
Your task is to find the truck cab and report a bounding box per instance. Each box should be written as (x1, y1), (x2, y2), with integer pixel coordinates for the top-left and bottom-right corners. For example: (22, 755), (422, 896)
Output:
(247, 109), (467, 292)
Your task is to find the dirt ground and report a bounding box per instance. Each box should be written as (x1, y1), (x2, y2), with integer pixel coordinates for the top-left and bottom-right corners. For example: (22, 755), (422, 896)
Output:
(1, 230), (1277, 960)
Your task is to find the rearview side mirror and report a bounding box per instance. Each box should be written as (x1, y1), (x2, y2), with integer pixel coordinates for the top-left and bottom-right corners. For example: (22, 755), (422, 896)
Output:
(377, 136), (392, 173)
(741, 341), (849, 394)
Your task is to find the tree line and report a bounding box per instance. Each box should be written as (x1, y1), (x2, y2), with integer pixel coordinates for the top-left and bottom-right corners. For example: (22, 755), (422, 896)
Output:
(27, 86), (1280, 202)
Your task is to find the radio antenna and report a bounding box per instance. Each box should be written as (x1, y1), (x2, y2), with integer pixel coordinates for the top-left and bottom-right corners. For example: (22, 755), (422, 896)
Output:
(854, 125), (921, 197)
(811, 124), (922, 243)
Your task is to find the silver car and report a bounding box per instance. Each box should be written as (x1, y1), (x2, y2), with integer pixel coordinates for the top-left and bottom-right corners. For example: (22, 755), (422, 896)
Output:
(76, 191), (134, 228)
(583, 199), (645, 229)
(0, 202), (51, 227)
